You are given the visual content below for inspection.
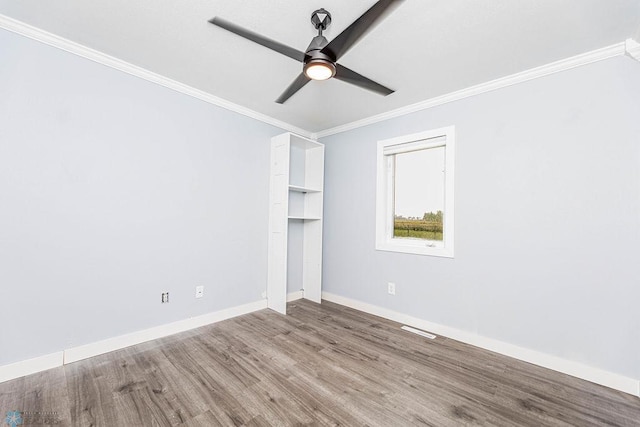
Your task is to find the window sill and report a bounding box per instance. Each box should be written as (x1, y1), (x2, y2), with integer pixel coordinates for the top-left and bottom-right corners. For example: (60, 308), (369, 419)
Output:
(375, 241), (454, 258)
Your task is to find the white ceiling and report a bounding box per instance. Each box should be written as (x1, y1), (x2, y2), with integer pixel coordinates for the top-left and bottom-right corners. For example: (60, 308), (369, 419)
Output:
(1, 0), (639, 133)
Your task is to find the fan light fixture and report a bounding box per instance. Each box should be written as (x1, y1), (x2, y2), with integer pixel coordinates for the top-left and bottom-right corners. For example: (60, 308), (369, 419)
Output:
(304, 59), (336, 80)
(209, 1), (400, 103)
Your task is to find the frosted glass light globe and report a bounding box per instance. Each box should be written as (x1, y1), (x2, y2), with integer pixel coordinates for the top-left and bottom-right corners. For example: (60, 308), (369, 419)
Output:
(305, 62), (334, 80)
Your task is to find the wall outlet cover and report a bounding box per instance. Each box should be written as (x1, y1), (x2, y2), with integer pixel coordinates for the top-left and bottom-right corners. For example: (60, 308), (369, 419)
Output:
(195, 286), (204, 299)
(388, 282), (396, 295)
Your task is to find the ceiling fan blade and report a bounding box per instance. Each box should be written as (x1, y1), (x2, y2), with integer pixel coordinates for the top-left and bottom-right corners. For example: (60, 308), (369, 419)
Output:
(276, 73), (311, 104)
(334, 63), (393, 96)
(321, 0), (403, 61)
(209, 17), (307, 63)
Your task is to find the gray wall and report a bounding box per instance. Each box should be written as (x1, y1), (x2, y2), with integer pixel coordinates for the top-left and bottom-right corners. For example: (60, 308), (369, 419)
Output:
(0, 28), (284, 365)
(320, 56), (640, 379)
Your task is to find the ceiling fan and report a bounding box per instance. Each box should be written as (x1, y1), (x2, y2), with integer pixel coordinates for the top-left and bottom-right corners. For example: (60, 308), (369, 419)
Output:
(208, 0), (403, 104)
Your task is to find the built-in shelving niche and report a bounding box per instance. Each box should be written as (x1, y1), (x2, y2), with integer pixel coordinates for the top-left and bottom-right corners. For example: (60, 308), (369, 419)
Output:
(267, 133), (324, 314)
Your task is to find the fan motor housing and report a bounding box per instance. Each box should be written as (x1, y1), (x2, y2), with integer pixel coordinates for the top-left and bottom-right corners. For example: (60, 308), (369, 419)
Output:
(306, 35), (330, 54)
(304, 35), (336, 79)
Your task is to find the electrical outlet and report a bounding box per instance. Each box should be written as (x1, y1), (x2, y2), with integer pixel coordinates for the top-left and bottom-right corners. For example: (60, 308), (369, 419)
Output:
(161, 292), (170, 303)
(261, 291), (267, 299)
(195, 286), (204, 299)
(387, 282), (396, 295)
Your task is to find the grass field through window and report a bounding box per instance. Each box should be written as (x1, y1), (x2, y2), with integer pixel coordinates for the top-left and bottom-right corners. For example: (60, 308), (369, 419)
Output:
(393, 217), (443, 241)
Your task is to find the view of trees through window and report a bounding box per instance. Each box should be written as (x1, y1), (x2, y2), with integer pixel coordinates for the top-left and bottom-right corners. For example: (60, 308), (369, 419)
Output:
(392, 146), (445, 241)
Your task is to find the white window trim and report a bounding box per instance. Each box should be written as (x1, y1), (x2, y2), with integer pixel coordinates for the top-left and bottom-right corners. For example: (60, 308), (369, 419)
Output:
(375, 126), (455, 257)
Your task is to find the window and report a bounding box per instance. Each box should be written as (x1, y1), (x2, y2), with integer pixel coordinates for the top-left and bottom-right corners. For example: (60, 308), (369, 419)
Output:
(376, 126), (455, 257)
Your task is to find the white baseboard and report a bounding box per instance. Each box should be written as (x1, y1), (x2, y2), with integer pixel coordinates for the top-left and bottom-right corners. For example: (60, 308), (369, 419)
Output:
(0, 352), (64, 383)
(0, 299), (267, 383)
(322, 292), (640, 398)
(5, 294), (637, 398)
(64, 300), (267, 364)
(287, 290), (304, 302)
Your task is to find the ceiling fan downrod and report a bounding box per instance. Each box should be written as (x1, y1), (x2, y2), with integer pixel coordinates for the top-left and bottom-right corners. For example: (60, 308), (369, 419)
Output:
(311, 8), (332, 35)
(304, 9), (336, 80)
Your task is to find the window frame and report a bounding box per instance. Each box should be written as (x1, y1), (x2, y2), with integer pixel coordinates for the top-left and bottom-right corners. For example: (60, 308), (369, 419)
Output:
(375, 126), (455, 258)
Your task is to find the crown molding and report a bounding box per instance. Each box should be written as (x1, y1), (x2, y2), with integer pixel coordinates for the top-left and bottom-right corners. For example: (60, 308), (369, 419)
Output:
(625, 38), (640, 62)
(314, 42), (627, 139)
(1, 13), (632, 141)
(0, 14), (314, 139)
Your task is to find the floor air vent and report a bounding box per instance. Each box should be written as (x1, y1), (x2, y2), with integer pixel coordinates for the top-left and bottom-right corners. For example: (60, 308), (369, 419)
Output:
(401, 325), (437, 340)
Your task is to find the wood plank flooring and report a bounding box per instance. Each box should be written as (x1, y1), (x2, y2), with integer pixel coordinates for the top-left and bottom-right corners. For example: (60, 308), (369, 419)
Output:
(1, 300), (639, 426)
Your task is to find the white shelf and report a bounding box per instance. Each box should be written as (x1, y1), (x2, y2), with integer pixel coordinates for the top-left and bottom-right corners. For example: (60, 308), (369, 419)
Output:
(288, 216), (321, 221)
(289, 185), (322, 193)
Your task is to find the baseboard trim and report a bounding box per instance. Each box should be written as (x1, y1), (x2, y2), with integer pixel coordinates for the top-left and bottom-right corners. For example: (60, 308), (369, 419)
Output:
(0, 352), (64, 383)
(287, 290), (304, 302)
(64, 300), (267, 364)
(0, 299), (267, 383)
(322, 292), (640, 397)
